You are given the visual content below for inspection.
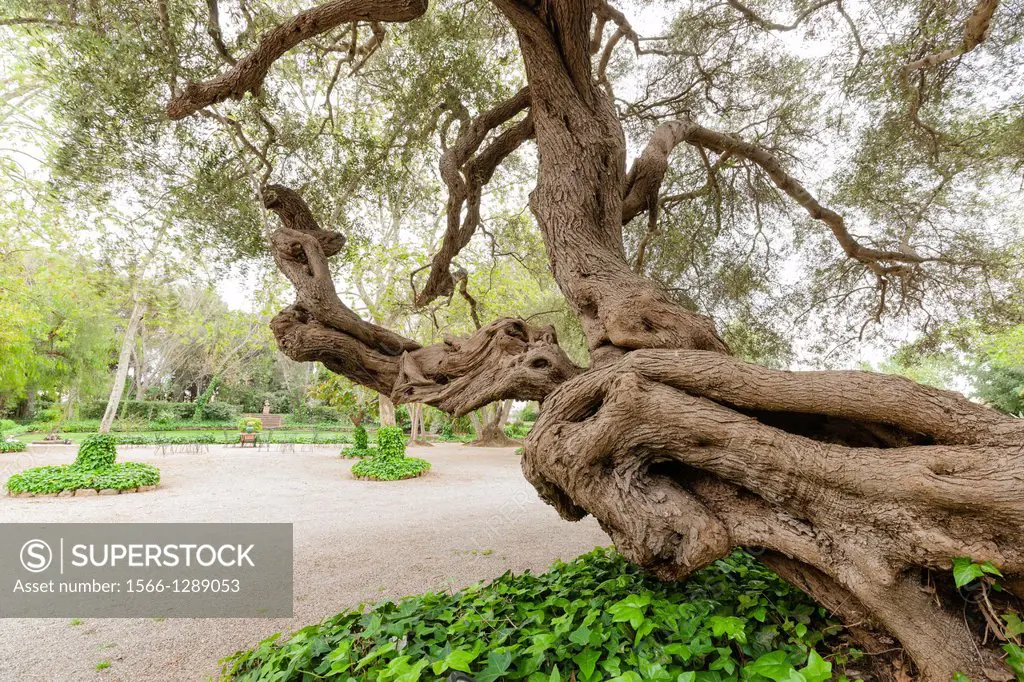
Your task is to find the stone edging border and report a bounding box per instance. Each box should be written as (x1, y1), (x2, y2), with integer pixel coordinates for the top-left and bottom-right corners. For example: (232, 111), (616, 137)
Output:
(7, 485), (160, 498)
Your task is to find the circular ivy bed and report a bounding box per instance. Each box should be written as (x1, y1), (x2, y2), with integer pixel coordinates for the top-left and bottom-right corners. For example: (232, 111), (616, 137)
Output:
(349, 426), (430, 480)
(351, 455), (431, 480)
(5, 434), (160, 497)
(0, 440), (26, 453)
(222, 548), (849, 681)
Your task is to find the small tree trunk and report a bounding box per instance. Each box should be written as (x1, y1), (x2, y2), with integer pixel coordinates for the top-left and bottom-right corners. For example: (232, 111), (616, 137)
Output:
(470, 400), (518, 447)
(468, 410), (482, 438)
(408, 403), (432, 446)
(63, 380), (79, 420)
(378, 394), (396, 427)
(100, 300), (146, 434)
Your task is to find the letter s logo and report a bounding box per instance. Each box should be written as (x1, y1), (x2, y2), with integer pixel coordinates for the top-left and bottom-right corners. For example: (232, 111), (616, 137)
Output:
(20, 539), (52, 573)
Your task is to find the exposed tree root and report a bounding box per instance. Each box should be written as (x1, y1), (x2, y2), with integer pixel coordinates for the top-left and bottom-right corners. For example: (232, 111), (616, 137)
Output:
(524, 352), (1024, 680)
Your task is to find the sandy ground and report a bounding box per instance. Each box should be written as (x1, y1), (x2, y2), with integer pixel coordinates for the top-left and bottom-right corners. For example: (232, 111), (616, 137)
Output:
(0, 443), (609, 681)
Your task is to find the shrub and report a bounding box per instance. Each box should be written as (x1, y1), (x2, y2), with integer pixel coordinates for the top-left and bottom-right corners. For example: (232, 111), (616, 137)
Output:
(505, 421), (530, 439)
(0, 418), (17, 435)
(350, 426), (429, 480)
(308, 405), (344, 423)
(0, 440), (26, 453)
(111, 432), (352, 446)
(6, 435), (160, 495)
(375, 426), (405, 459)
(116, 401), (195, 421)
(192, 377), (220, 421)
(238, 417), (263, 432)
(351, 455), (430, 480)
(340, 425), (371, 459)
(221, 548), (847, 682)
(199, 401), (241, 422)
(57, 419), (101, 433)
(79, 399), (108, 419)
(35, 406), (62, 423)
(74, 434), (118, 469)
(518, 404), (540, 423)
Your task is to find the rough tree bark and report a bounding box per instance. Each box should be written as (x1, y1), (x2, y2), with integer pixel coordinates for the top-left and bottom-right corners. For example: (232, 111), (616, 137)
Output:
(165, 1), (1024, 678)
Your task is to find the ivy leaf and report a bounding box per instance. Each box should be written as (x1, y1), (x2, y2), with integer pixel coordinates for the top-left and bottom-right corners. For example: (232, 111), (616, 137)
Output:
(608, 594), (651, 629)
(1002, 643), (1024, 677)
(798, 651), (832, 682)
(952, 557), (986, 588)
(444, 648), (480, 673)
(573, 648), (601, 681)
(745, 651), (803, 682)
(664, 643), (692, 661)
(710, 615), (748, 644)
(608, 673), (643, 682)
(980, 561), (1003, 578)
(568, 624), (592, 646)
(1002, 613), (1024, 638)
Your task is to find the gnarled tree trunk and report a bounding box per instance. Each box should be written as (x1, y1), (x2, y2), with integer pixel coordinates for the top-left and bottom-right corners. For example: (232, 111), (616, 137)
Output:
(164, 1), (1024, 677)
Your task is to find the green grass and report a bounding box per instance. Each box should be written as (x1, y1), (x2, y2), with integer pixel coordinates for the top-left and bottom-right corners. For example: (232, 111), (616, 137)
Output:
(95, 660), (111, 671)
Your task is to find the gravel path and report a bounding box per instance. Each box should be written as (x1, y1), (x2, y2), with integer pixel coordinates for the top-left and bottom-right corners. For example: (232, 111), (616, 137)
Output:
(0, 443), (609, 681)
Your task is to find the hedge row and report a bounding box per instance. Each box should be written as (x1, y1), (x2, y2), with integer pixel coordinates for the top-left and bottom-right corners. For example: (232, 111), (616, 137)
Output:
(79, 399), (241, 422)
(112, 433), (352, 446)
(9, 419), (242, 434)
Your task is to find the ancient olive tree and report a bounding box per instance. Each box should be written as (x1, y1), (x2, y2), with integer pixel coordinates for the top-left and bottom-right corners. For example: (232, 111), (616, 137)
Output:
(159, 1), (1024, 677)
(7, 0), (1024, 677)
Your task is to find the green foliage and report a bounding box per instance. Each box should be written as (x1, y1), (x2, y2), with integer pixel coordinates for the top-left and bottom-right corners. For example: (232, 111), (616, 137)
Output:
(505, 421), (530, 439)
(74, 434), (118, 469)
(308, 374), (378, 426)
(0, 440), (27, 453)
(197, 400), (241, 423)
(1004, 643), (1024, 678)
(0, 419), (17, 435)
(351, 455), (431, 481)
(222, 548), (847, 682)
(353, 426), (369, 450)
(308, 406), (344, 423)
(11, 418), (242, 434)
(375, 426), (406, 459)
(110, 432), (351, 446)
(952, 556), (1004, 588)
(341, 426), (372, 459)
(517, 405), (540, 423)
(350, 426), (429, 480)
(238, 418), (263, 433)
(6, 435), (159, 494)
(192, 376), (220, 421)
(973, 362), (1024, 416)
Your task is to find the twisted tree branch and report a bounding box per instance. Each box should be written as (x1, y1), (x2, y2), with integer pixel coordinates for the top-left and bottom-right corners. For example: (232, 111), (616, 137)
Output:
(166, 0), (428, 119)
